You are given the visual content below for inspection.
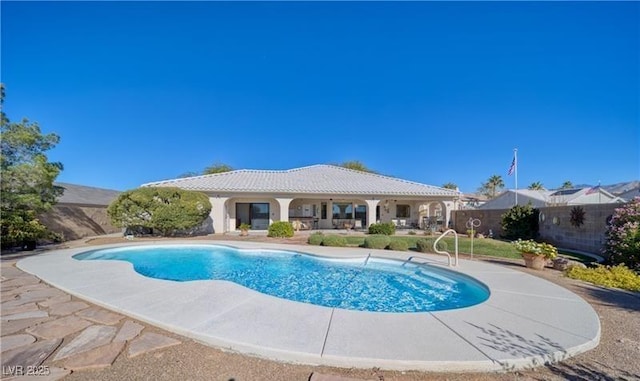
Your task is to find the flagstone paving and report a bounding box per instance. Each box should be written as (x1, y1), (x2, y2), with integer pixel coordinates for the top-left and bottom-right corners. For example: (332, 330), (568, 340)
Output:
(38, 294), (71, 308)
(63, 341), (126, 371)
(54, 325), (117, 361)
(2, 317), (52, 336)
(26, 316), (93, 340)
(128, 333), (182, 358)
(2, 302), (40, 316)
(75, 307), (124, 325)
(1, 338), (62, 368)
(49, 301), (90, 316)
(0, 262), (182, 379)
(2, 310), (49, 321)
(0, 334), (36, 352)
(114, 320), (144, 342)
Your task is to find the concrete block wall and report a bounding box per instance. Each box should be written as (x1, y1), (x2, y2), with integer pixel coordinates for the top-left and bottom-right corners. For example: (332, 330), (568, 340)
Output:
(451, 209), (505, 238)
(39, 204), (120, 241)
(538, 204), (619, 255)
(452, 203), (622, 255)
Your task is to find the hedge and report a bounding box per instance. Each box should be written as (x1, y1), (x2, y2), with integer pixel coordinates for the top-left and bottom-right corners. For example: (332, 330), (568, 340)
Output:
(363, 235), (391, 250)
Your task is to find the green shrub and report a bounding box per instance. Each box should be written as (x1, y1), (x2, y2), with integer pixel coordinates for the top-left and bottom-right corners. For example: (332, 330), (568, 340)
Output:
(408, 230), (417, 235)
(108, 187), (212, 237)
(566, 264), (640, 292)
(387, 240), (409, 251)
(267, 221), (294, 238)
(602, 197), (640, 272)
(368, 222), (396, 235)
(416, 238), (448, 253)
(307, 232), (324, 245)
(501, 204), (539, 240)
(321, 234), (347, 247)
(363, 235), (391, 249)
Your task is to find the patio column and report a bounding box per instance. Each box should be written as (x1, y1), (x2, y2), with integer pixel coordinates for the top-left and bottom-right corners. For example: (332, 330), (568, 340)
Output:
(365, 199), (379, 227)
(276, 197), (294, 223)
(209, 196), (229, 234)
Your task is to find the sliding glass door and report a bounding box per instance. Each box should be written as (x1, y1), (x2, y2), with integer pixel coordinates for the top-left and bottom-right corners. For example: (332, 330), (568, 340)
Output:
(236, 203), (270, 230)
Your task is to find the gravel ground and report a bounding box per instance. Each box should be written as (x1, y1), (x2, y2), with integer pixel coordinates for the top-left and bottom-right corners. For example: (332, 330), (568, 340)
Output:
(4, 235), (640, 381)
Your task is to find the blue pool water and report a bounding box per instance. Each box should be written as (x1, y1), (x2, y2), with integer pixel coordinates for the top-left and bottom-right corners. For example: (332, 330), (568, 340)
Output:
(74, 245), (489, 313)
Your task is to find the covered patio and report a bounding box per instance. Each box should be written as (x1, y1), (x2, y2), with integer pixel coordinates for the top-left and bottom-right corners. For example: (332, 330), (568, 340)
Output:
(143, 165), (459, 234)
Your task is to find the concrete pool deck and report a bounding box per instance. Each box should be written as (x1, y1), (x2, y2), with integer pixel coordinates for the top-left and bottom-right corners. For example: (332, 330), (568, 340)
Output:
(16, 241), (600, 372)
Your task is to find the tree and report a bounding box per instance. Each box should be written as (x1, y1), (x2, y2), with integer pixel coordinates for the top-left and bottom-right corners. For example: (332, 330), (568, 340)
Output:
(203, 163), (233, 175)
(178, 171), (200, 178)
(478, 175), (504, 198)
(339, 160), (376, 173)
(501, 204), (539, 240)
(107, 187), (212, 236)
(1, 85), (63, 249)
(442, 182), (458, 190)
(560, 181), (574, 189)
(528, 181), (544, 190)
(603, 197), (640, 271)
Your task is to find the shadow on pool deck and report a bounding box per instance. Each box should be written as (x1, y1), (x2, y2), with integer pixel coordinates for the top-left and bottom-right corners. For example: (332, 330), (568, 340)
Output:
(573, 283), (640, 313)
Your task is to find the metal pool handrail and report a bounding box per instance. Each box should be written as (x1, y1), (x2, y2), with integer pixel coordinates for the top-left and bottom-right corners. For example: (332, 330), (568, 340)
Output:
(434, 229), (459, 267)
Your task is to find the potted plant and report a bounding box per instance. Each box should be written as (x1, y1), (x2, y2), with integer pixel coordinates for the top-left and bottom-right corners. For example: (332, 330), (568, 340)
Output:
(512, 239), (558, 270)
(239, 223), (251, 236)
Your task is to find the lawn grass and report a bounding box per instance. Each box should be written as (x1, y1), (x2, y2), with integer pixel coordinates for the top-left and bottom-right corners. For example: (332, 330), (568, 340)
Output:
(340, 234), (596, 263)
(341, 235), (522, 259)
(557, 250), (599, 264)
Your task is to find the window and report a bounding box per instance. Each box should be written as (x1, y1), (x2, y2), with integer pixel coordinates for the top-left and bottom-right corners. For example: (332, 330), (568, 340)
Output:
(396, 204), (410, 218)
(321, 202), (327, 219)
(333, 203), (353, 219)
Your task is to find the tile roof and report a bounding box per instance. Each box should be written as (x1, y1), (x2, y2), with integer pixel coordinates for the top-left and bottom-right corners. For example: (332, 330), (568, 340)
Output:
(142, 165), (458, 197)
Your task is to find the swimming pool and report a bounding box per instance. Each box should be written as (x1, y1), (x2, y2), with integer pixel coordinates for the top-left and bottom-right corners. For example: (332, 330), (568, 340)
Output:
(74, 245), (489, 313)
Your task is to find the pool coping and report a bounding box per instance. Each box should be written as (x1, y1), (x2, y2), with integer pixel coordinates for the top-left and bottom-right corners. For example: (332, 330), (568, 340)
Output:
(17, 240), (601, 372)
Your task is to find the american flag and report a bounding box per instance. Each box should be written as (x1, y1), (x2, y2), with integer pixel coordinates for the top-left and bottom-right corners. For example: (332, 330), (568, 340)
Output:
(586, 185), (600, 195)
(507, 156), (516, 176)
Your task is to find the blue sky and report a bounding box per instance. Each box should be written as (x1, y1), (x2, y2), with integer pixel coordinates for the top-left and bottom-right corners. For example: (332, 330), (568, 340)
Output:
(2, 2), (638, 192)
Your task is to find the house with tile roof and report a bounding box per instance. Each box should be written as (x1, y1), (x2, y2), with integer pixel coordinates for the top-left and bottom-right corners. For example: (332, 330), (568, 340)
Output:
(143, 164), (460, 234)
(478, 187), (623, 210)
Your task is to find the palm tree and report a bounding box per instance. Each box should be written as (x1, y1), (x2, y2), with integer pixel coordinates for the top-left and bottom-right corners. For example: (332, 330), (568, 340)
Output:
(478, 175), (504, 198)
(442, 182), (458, 190)
(528, 181), (544, 190)
(560, 180), (573, 189)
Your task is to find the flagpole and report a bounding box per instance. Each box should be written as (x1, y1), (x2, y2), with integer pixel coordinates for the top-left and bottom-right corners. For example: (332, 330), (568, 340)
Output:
(598, 180), (601, 204)
(514, 148), (518, 206)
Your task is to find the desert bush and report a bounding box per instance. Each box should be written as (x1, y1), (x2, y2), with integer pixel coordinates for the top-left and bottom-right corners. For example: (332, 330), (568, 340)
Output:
(416, 238), (448, 253)
(267, 221), (294, 238)
(501, 204), (539, 240)
(363, 235), (391, 249)
(321, 234), (347, 247)
(108, 187), (211, 237)
(602, 197), (640, 272)
(368, 222), (396, 235)
(307, 232), (324, 245)
(387, 240), (409, 251)
(566, 264), (640, 291)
